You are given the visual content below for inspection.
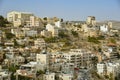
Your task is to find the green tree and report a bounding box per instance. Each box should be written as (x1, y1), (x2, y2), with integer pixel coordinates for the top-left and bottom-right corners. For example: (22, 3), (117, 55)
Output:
(91, 56), (98, 68)
(109, 38), (116, 44)
(5, 33), (15, 39)
(0, 16), (5, 27)
(44, 37), (57, 43)
(14, 39), (19, 46)
(8, 65), (17, 72)
(19, 25), (24, 28)
(88, 36), (100, 44)
(109, 73), (114, 80)
(97, 35), (105, 40)
(71, 30), (78, 37)
(58, 31), (68, 38)
(43, 17), (47, 20)
(0, 15), (9, 27)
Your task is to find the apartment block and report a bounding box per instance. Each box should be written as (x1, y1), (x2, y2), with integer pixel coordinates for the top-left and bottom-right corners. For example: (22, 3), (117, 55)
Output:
(7, 11), (33, 27)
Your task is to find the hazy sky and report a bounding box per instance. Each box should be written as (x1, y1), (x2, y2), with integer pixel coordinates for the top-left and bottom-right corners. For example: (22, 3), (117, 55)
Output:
(0, 0), (120, 21)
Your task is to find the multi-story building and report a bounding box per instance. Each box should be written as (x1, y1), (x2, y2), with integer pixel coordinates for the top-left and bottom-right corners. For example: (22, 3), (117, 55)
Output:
(43, 72), (55, 80)
(30, 16), (40, 27)
(0, 67), (11, 80)
(34, 38), (46, 49)
(10, 56), (25, 65)
(7, 11), (33, 27)
(81, 24), (88, 32)
(41, 30), (52, 37)
(11, 28), (25, 38)
(55, 21), (61, 28)
(46, 24), (58, 37)
(36, 51), (49, 67)
(86, 16), (96, 26)
(25, 16), (43, 27)
(84, 28), (98, 37)
(25, 30), (37, 37)
(16, 62), (45, 80)
(100, 24), (109, 33)
(59, 73), (73, 80)
(97, 62), (120, 76)
(108, 22), (112, 29)
(63, 49), (91, 68)
(97, 63), (106, 75)
(49, 49), (92, 70)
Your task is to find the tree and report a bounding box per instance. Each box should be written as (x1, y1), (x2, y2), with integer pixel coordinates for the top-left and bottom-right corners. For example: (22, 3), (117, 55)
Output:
(61, 18), (63, 22)
(14, 39), (19, 47)
(97, 35), (105, 40)
(71, 30), (78, 37)
(109, 73), (114, 80)
(8, 65), (17, 72)
(91, 56), (98, 68)
(58, 31), (68, 38)
(19, 25), (24, 28)
(5, 33), (15, 39)
(0, 15), (5, 27)
(44, 37), (57, 43)
(88, 36), (100, 44)
(43, 17), (47, 21)
(0, 15), (9, 27)
(109, 38), (116, 44)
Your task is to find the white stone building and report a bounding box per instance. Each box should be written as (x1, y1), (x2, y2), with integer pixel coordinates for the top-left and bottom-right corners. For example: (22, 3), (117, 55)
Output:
(63, 49), (91, 68)
(59, 73), (73, 80)
(25, 30), (37, 37)
(46, 24), (58, 37)
(43, 72), (55, 80)
(7, 11), (33, 27)
(100, 25), (109, 33)
(34, 38), (46, 49)
(97, 63), (106, 75)
(55, 21), (61, 28)
(41, 30), (52, 37)
(97, 62), (120, 76)
(86, 16), (96, 26)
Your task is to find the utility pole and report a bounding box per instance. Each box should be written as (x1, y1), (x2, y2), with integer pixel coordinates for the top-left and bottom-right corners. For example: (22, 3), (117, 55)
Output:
(8, 72), (11, 80)
(16, 72), (18, 80)
(0, 76), (3, 80)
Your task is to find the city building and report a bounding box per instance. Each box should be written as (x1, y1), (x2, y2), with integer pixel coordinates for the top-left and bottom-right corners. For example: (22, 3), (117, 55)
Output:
(10, 56), (25, 65)
(41, 30), (52, 37)
(7, 11), (33, 27)
(29, 16), (41, 27)
(16, 62), (45, 79)
(43, 72), (55, 80)
(86, 16), (96, 26)
(36, 51), (49, 66)
(34, 38), (46, 49)
(97, 63), (106, 75)
(55, 21), (61, 28)
(81, 24), (88, 32)
(11, 28), (25, 38)
(25, 16), (43, 27)
(97, 62), (120, 76)
(63, 49), (91, 68)
(25, 30), (37, 37)
(59, 73), (73, 80)
(0, 66), (11, 80)
(46, 24), (59, 37)
(108, 22), (113, 29)
(100, 24), (109, 33)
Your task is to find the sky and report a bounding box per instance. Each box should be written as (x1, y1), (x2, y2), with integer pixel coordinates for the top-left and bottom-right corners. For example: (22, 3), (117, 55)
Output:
(0, 0), (120, 21)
